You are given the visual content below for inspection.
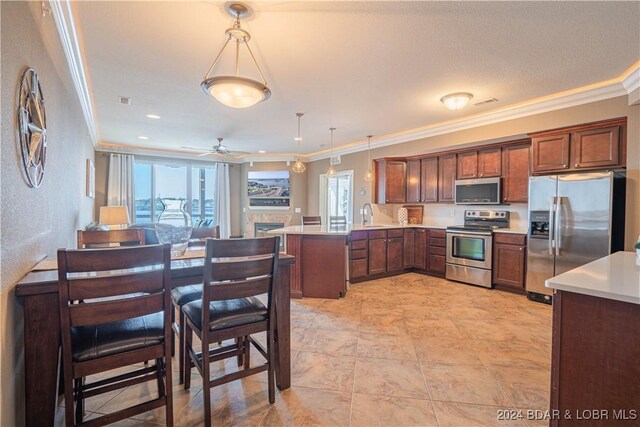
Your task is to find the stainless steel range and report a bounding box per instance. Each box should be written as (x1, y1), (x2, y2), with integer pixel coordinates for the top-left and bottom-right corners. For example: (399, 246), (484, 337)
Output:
(445, 210), (509, 288)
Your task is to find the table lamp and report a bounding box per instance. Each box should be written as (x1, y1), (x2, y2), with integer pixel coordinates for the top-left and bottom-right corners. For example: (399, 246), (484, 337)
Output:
(99, 206), (130, 230)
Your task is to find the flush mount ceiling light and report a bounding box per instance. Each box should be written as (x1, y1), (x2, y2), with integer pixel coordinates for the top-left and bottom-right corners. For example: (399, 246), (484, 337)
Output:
(440, 92), (473, 110)
(327, 127), (336, 176)
(146, 114), (160, 119)
(364, 135), (374, 182)
(200, 2), (271, 109)
(291, 113), (306, 174)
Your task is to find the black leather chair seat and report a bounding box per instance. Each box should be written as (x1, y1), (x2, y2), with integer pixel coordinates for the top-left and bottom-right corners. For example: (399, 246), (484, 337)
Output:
(71, 312), (164, 362)
(182, 297), (267, 332)
(171, 285), (202, 307)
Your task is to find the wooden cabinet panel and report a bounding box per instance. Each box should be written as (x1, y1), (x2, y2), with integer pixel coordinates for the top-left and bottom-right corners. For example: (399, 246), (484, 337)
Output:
(457, 151), (478, 179)
(420, 157), (438, 203)
(429, 229), (446, 239)
(531, 134), (570, 173)
(368, 238), (387, 276)
(387, 237), (404, 273)
(350, 248), (368, 260)
(571, 126), (620, 169)
(429, 254), (446, 274)
(403, 229), (415, 269)
(413, 229), (427, 270)
(502, 144), (530, 203)
(374, 159), (407, 204)
(406, 160), (421, 203)
(350, 259), (368, 279)
(492, 242), (526, 289)
(351, 231), (368, 241)
(494, 233), (526, 245)
(478, 148), (502, 177)
(438, 155), (457, 203)
(387, 229), (404, 238)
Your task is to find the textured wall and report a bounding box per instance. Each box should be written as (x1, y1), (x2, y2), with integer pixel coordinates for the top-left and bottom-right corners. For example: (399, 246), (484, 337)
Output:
(306, 95), (640, 250)
(0, 3), (95, 425)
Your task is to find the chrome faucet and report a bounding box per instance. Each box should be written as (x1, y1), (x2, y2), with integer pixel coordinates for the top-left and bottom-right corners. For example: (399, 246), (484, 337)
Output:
(361, 203), (373, 226)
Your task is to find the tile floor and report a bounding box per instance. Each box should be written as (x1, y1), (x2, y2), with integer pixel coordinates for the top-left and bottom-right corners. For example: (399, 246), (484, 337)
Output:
(56, 273), (552, 426)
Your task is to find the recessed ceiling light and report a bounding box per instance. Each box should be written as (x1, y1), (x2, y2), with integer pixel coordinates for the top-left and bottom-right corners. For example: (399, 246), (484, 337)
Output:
(440, 92), (473, 110)
(138, 136), (149, 140)
(258, 150), (266, 154)
(146, 114), (160, 119)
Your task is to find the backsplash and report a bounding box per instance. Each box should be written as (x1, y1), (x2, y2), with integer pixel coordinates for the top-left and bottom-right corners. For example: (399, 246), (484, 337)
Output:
(375, 203), (529, 230)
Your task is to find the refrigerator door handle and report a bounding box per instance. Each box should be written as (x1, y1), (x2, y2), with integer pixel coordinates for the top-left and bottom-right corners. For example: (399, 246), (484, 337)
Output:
(555, 196), (562, 256)
(549, 196), (556, 255)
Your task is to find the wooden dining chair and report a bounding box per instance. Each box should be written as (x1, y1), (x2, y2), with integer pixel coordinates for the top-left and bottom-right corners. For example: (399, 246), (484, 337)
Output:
(182, 237), (280, 427)
(301, 216), (322, 226)
(57, 244), (173, 426)
(329, 215), (347, 228)
(171, 225), (220, 384)
(77, 229), (145, 249)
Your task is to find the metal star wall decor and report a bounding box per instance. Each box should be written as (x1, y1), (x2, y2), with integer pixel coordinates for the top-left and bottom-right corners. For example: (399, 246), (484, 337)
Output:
(17, 68), (47, 188)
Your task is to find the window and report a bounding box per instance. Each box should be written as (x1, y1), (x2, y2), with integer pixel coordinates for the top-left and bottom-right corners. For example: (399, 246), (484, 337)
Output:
(133, 160), (217, 225)
(319, 170), (353, 224)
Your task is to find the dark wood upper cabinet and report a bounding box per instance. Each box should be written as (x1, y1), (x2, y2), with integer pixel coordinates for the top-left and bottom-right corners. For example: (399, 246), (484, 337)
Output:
(571, 126), (620, 169)
(387, 233), (404, 273)
(457, 151), (478, 179)
(478, 148), (502, 177)
(438, 155), (457, 203)
(420, 157), (438, 203)
(403, 229), (415, 269)
(406, 160), (421, 203)
(374, 160), (406, 204)
(502, 144), (530, 203)
(531, 134), (570, 173)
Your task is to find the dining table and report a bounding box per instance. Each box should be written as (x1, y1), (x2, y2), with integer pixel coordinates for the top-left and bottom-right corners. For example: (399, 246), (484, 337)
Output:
(15, 249), (295, 427)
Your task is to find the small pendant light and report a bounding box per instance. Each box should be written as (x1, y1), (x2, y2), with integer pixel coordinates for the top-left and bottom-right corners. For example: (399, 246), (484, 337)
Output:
(363, 135), (374, 182)
(327, 127), (336, 176)
(291, 113), (306, 173)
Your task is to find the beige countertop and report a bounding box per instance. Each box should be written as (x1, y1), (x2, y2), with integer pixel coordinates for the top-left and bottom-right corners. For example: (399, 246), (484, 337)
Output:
(545, 252), (640, 305)
(268, 224), (527, 235)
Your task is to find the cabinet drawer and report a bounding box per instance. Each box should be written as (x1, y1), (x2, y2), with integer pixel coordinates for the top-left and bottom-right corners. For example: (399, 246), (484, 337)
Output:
(494, 233), (526, 245)
(368, 230), (387, 239)
(350, 259), (368, 279)
(350, 248), (368, 260)
(351, 240), (368, 250)
(430, 237), (446, 248)
(351, 231), (368, 241)
(430, 246), (445, 256)
(429, 229), (446, 239)
(387, 229), (404, 238)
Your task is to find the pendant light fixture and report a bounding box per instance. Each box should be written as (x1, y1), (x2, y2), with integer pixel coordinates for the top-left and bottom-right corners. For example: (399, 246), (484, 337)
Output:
(201, 3), (271, 109)
(327, 127), (336, 176)
(364, 135), (374, 182)
(291, 113), (306, 174)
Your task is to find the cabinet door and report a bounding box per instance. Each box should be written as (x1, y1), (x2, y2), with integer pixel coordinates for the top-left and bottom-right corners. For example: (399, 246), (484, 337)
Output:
(492, 243), (526, 288)
(368, 238), (387, 275)
(478, 148), (502, 178)
(571, 126), (620, 169)
(420, 157), (438, 203)
(403, 229), (415, 269)
(457, 151), (478, 179)
(428, 254), (446, 274)
(406, 160), (421, 203)
(413, 229), (427, 270)
(502, 144), (530, 203)
(387, 237), (404, 273)
(438, 155), (457, 203)
(531, 134), (570, 173)
(350, 259), (368, 279)
(386, 161), (407, 203)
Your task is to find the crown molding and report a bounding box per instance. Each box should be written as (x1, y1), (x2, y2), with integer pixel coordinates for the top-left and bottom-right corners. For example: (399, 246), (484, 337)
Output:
(49, 0), (98, 147)
(622, 66), (640, 94)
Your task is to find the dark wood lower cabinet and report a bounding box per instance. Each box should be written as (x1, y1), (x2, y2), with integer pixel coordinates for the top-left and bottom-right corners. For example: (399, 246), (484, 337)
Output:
(413, 229), (428, 270)
(428, 229), (446, 276)
(492, 233), (526, 290)
(403, 229), (415, 269)
(387, 235), (404, 273)
(368, 237), (387, 276)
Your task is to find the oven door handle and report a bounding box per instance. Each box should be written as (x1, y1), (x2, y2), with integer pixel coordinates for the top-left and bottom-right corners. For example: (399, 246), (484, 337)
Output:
(446, 231), (493, 236)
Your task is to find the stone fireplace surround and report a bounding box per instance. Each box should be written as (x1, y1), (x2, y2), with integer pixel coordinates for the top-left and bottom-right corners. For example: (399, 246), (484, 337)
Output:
(244, 213), (294, 237)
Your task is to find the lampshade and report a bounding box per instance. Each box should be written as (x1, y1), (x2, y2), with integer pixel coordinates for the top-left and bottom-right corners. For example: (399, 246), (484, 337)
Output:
(201, 76), (271, 109)
(99, 206), (130, 226)
(440, 92), (473, 110)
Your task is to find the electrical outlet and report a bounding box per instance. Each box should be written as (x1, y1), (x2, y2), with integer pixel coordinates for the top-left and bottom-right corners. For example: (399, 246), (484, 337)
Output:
(295, 208), (301, 213)
(450, 209), (456, 217)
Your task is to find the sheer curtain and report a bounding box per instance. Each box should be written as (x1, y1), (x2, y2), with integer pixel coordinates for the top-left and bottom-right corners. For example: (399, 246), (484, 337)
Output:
(215, 163), (231, 238)
(107, 154), (135, 221)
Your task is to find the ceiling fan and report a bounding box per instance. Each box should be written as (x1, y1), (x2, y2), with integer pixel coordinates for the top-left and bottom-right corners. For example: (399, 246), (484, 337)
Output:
(182, 138), (250, 157)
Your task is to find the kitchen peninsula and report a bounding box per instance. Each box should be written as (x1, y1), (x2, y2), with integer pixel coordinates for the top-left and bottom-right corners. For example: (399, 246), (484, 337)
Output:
(271, 222), (528, 299)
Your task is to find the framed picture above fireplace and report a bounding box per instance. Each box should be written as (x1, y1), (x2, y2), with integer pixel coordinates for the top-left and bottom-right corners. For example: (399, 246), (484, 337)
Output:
(248, 170), (290, 208)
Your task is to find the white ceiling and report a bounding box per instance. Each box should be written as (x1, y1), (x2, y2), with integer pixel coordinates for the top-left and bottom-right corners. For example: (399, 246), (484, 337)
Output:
(73, 1), (640, 160)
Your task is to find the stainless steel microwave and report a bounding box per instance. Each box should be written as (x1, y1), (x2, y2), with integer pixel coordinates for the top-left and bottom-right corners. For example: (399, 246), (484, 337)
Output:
(454, 177), (501, 204)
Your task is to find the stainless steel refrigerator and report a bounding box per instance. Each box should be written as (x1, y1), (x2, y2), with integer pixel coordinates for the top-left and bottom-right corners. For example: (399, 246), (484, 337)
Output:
(526, 171), (625, 302)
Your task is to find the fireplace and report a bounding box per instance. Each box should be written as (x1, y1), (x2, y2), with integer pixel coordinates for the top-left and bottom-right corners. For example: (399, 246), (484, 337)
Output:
(255, 222), (285, 250)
